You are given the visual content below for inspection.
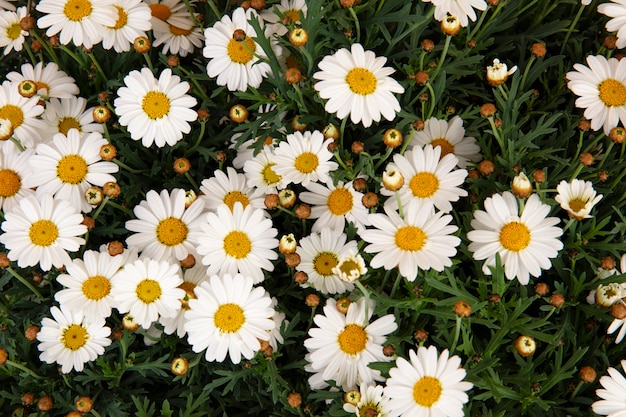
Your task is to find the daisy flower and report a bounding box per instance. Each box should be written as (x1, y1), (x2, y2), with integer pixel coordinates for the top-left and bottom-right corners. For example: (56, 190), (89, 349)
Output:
(0, 144), (36, 213)
(422, 0), (488, 27)
(0, 80), (46, 148)
(29, 130), (119, 213)
(101, 0), (152, 53)
(467, 192), (564, 285)
(111, 257), (185, 329)
(273, 130), (339, 187)
(114, 67), (198, 148)
(125, 188), (206, 262)
(304, 298), (397, 390)
(36, 0), (117, 49)
(0, 193), (87, 271)
(592, 359), (626, 416)
(153, 18), (204, 57)
(385, 346), (473, 417)
(203, 7), (275, 92)
(268, 297), (286, 351)
(0, 7), (28, 55)
(37, 306), (111, 373)
(407, 116), (481, 169)
(42, 96), (103, 137)
(555, 178), (603, 220)
(6, 62), (79, 100)
(199, 167), (266, 212)
(598, 0), (626, 49)
(360, 204), (461, 282)
(185, 273), (275, 364)
(145, 0), (194, 34)
(300, 179), (370, 234)
(313, 43), (405, 128)
(260, 0), (307, 36)
(343, 384), (392, 417)
(55, 249), (124, 320)
(0, 0), (15, 11)
(566, 55), (626, 135)
(607, 313), (626, 344)
(381, 144), (468, 213)
(196, 202), (278, 284)
(243, 146), (286, 194)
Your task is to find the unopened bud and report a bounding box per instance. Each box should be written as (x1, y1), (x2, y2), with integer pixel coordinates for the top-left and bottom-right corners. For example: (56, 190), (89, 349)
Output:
(170, 357), (189, 376)
(279, 189), (296, 208)
(230, 104), (248, 123)
(133, 36), (150, 53)
(383, 128), (403, 148)
(279, 234), (297, 254)
(85, 186), (104, 206)
(173, 157), (191, 174)
(514, 335), (536, 357)
(382, 168), (404, 191)
(289, 28), (308, 46)
(305, 293), (320, 307)
(512, 172), (532, 198)
(441, 15), (461, 36)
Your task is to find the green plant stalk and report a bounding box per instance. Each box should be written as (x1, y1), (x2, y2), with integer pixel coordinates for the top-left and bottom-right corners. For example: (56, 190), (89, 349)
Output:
(560, 4), (586, 56)
(7, 266), (43, 299)
(430, 35), (451, 82)
(91, 196), (110, 221)
(5, 359), (45, 380)
(348, 7), (361, 43)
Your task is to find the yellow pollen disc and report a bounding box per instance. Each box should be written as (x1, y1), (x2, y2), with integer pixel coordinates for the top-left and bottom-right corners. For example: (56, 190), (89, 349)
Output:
(179, 281), (196, 310)
(337, 324), (367, 355)
(35, 81), (50, 95)
(170, 24), (192, 36)
(409, 172), (439, 198)
(81, 275), (111, 301)
(339, 259), (360, 276)
(313, 251), (338, 276)
(142, 91), (171, 120)
(327, 188), (353, 215)
(58, 117), (82, 135)
(358, 404), (380, 417)
(262, 163), (281, 185)
(568, 198), (587, 213)
(499, 221), (531, 252)
(413, 376), (443, 407)
(0, 169), (21, 197)
(110, 5), (128, 29)
(214, 303), (245, 333)
(285, 9), (301, 22)
(223, 230), (252, 259)
(345, 67), (377, 96)
(227, 37), (256, 64)
(57, 154), (88, 185)
(149, 4), (171, 21)
(63, 0), (93, 22)
(7, 23), (21, 40)
(61, 324), (89, 351)
(430, 138), (455, 158)
(395, 225), (426, 252)
(135, 279), (162, 304)
(223, 191), (250, 211)
(29, 219), (59, 247)
(598, 78), (626, 107)
(294, 152), (319, 174)
(156, 217), (188, 246)
(0, 104), (25, 129)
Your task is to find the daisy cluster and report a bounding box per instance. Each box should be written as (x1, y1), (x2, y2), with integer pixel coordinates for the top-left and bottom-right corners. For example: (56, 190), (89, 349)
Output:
(0, 0), (626, 416)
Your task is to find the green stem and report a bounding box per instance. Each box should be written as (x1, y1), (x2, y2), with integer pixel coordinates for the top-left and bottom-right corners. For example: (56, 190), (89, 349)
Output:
(425, 82), (437, 119)
(206, 0), (222, 19)
(106, 201), (134, 217)
(487, 116), (505, 154)
(184, 121), (206, 156)
(560, 4), (586, 56)
(184, 172), (199, 192)
(5, 360), (45, 380)
(355, 280), (371, 318)
(10, 137), (25, 152)
(88, 52), (109, 86)
(430, 35), (451, 82)
(91, 196), (110, 221)
(597, 141), (615, 170)
(395, 190), (404, 219)
(450, 316), (462, 353)
(348, 7), (361, 43)
(519, 55), (536, 92)
(7, 266), (43, 299)
(177, 64), (209, 101)
(30, 31), (61, 67)
(333, 151), (355, 179)
(389, 271), (404, 298)
(113, 158), (146, 174)
(568, 161), (584, 182)
(22, 41), (37, 65)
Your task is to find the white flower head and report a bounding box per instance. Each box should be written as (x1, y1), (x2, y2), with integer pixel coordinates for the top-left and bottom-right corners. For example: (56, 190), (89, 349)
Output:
(555, 178), (603, 220)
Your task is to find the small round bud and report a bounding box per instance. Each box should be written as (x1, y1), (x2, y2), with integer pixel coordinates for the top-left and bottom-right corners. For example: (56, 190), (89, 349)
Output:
(441, 15), (461, 36)
(285, 253), (301, 268)
(103, 181), (121, 198)
(421, 39), (434, 52)
(579, 152), (594, 166)
(534, 282), (549, 296)
(99, 143), (117, 161)
(0, 253), (10, 268)
(170, 357), (189, 376)
(289, 28), (308, 47)
(93, 105), (111, 123)
(494, 118), (502, 128)
(602, 255), (616, 270)
(173, 157), (191, 174)
(31, 39), (43, 52)
(18, 80), (37, 98)
(595, 283), (622, 308)
(180, 253), (196, 269)
(467, 39), (477, 48)
(489, 293), (501, 304)
(352, 177), (367, 192)
(414, 70), (429, 85)
(108, 241), (124, 256)
(230, 104), (248, 123)
(336, 297), (351, 314)
(232, 28), (246, 41)
(0, 117), (13, 141)
(20, 16), (35, 31)
(184, 190), (197, 208)
(37, 396), (54, 412)
(287, 392), (302, 408)
(291, 115), (307, 131)
(478, 160), (495, 176)
(453, 300), (472, 317)
(326, 139), (338, 152)
(323, 124), (340, 140)
(85, 186), (104, 206)
(122, 314), (139, 331)
(413, 329), (428, 343)
(419, 92), (430, 102)
(549, 293), (565, 308)
(382, 168), (404, 191)
(97, 91), (110, 103)
(215, 150), (227, 162)
(512, 172), (532, 198)
(480, 103), (497, 117)
(598, 170), (609, 182)
(67, 412), (83, 417)
(383, 128), (403, 148)
(383, 344), (395, 357)
(514, 335), (536, 357)
(279, 189), (296, 208)
(279, 234), (297, 254)
(167, 55), (180, 67)
(76, 396), (93, 413)
(578, 120), (591, 131)
(611, 302), (626, 320)
(579, 366), (597, 383)
(133, 36), (150, 53)
(0, 348), (6, 365)
(25, 325), (39, 341)
(285, 67), (302, 84)
(305, 293), (320, 308)
(344, 390), (361, 406)
(241, 0), (251, 8)
(351, 141), (364, 154)
(295, 203), (311, 219)
(487, 0), (499, 5)
(251, 0), (266, 10)
(362, 192), (378, 208)
(531, 43), (546, 58)
(21, 392), (35, 406)
(609, 126), (626, 144)
(49, 35), (59, 47)
(532, 169), (546, 183)
(604, 35), (618, 50)
(294, 271), (308, 285)
(264, 194), (279, 210)
(197, 109), (210, 121)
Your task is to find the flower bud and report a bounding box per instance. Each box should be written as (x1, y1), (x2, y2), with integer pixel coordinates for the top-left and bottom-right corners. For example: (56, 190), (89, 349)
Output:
(295, 203), (311, 219)
(336, 297), (351, 314)
(383, 128), (403, 148)
(611, 301), (626, 320)
(333, 254), (367, 283)
(264, 194), (279, 210)
(382, 168), (404, 191)
(291, 115), (307, 131)
(532, 169), (546, 183)
(531, 43), (546, 58)
(103, 181), (121, 198)
(514, 335), (536, 357)
(279, 189), (296, 208)
(361, 192), (378, 208)
(230, 104), (248, 123)
(180, 253), (196, 269)
(133, 36), (150, 53)
(37, 396), (54, 412)
(0, 253), (10, 268)
(486, 58), (517, 87)
(421, 39), (434, 52)
(279, 234), (297, 254)
(18, 80), (37, 98)
(305, 293), (320, 307)
(323, 124), (340, 141)
(0, 348), (6, 365)
(287, 392), (302, 408)
(76, 396), (93, 413)
(549, 293), (565, 308)
(93, 105), (111, 123)
(344, 390), (360, 406)
(534, 282), (549, 296)
(453, 300), (472, 317)
(173, 157), (191, 174)
(85, 186), (104, 206)
(285, 253), (301, 267)
(478, 160), (495, 176)
(184, 190), (197, 208)
(512, 172), (532, 198)
(579, 366), (596, 383)
(0, 118), (13, 141)
(595, 283), (623, 308)
(99, 143), (117, 160)
(609, 126), (626, 144)
(413, 329), (428, 343)
(285, 67), (302, 84)
(480, 103), (497, 117)
(122, 314), (139, 331)
(441, 15), (461, 36)
(107, 241), (124, 256)
(170, 357), (189, 376)
(294, 271), (308, 284)
(289, 28), (308, 46)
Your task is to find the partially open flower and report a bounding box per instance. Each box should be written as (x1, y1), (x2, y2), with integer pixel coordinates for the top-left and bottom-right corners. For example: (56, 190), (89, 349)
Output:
(596, 283), (624, 308)
(382, 167), (404, 191)
(515, 335), (536, 357)
(332, 253), (367, 283)
(486, 58), (518, 87)
(512, 172), (532, 198)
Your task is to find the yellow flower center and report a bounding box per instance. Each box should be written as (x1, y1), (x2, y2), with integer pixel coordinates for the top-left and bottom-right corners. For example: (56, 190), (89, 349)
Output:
(430, 138), (455, 158)
(81, 275), (111, 301)
(149, 3), (171, 21)
(57, 154), (88, 185)
(0, 169), (21, 198)
(499, 221), (531, 252)
(413, 376), (443, 407)
(337, 324), (367, 355)
(170, 24), (192, 36)
(110, 5), (128, 29)
(568, 198), (587, 213)
(214, 303), (245, 333)
(61, 324), (89, 351)
(395, 225), (426, 252)
(156, 217), (188, 246)
(135, 279), (162, 303)
(327, 188), (353, 215)
(223, 230), (252, 259)
(339, 258), (360, 276)
(313, 251), (338, 276)
(409, 172), (439, 198)
(7, 23), (21, 40)
(358, 404), (381, 417)
(29, 220), (59, 247)
(294, 152), (319, 174)
(179, 281), (196, 310)
(345, 68), (377, 96)
(262, 163), (281, 185)
(142, 91), (171, 120)
(0, 104), (24, 129)
(285, 9), (302, 23)
(598, 78), (626, 107)
(35, 81), (50, 96)
(63, 0), (93, 22)
(58, 117), (82, 135)
(223, 191), (250, 211)
(227, 37), (256, 64)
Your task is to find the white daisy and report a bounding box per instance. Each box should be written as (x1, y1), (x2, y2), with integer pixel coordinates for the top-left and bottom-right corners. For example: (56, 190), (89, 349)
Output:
(385, 346), (473, 417)
(260, 0), (307, 37)
(360, 203), (461, 282)
(343, 384), (392, 417)
(114, 67), (198, 148)
(243, 146), (286, 194)
(125, 188), (206, 262)
(408, 116), (481, 169)
(0, 144), (36, 213)
(273, 130), (338, 187)
(111, 257), (185, 329)
(0, 7), (28, 55)
(6, 62), (79, 100)
(296, 227), (358, 294)
(42, 96), (103, 137)
(313, 43), (405, 128)
(29, 130), (119, 213)
(566, 55), (626, 135)
(101, 0), (152, 53)
(145, 0), (194, 34)
(0, 0), (15, 11)
(37, 306), (111, 373)
(592, 359), (626, 416)
(422, 0), (488, 27)
(607, 314), (626, 344)
(268, 297), (286, 351)
(0, 80), (46, 149)
(304, 298), (397, 390)
(199, 166), (266, 212)
(467, 192), (564, 285)
(0, 193), (87, 271)
(203, 7), (275, 92)
(54, 249), (124, 320)
(196, 202), (278, 284)
(153, 19), (204, 57)
(185, 273), (275, 364)
(381, 144), (468, 213)
(598, 0), (626, 49)
(36, 0), (117, 49)
(555, 178), (603, 220)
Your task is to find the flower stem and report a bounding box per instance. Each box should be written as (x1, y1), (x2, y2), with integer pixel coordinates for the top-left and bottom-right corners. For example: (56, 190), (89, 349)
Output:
(560, 4), (586, 56)
(91, 196), (110, 220)
(5, 359), (45, 380)
(7, 266), (43, 299)
(450, 316), (462, 353)
(431, 35), (451, 82)
(389, 271), (404, 298)
(348, 7), (361, 43)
